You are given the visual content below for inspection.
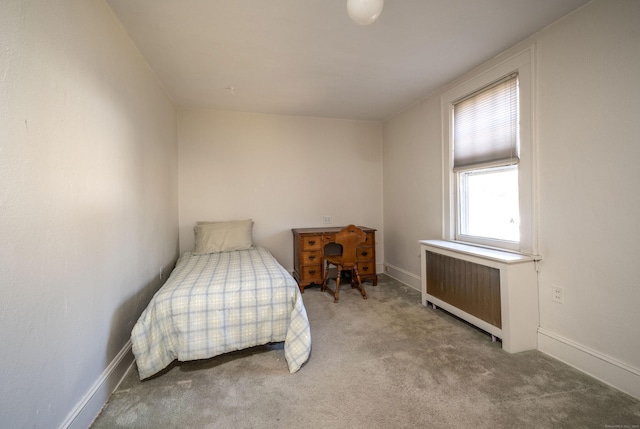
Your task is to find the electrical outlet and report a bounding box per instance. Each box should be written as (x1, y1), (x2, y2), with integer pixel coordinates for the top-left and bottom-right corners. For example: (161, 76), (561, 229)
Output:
(552, 286), (564, 303)
(323, 215), (332, 224)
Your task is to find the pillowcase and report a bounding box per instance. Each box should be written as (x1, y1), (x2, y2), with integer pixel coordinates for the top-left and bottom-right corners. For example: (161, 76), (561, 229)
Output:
(193, 219), (253, 254)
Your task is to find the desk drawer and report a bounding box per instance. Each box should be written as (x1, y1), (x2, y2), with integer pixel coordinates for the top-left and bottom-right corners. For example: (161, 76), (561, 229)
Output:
(323, 233), (336, 243)
(301, 250), (322, 265)
(357, 247), (374, 261)
(357, 261), (375, 276)
(301, 265), (323, 282)
(301, 235), (323, 250)
(364, 232), (375, 246)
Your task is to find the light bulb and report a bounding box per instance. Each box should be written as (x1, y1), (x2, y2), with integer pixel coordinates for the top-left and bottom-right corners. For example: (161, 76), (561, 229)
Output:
(347, 0), (384, 26)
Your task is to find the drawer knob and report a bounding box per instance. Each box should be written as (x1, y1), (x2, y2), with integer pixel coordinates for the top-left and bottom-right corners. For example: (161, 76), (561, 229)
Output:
(361, 251), (368, 257)
(309, 270), (316, 275)
(308, 240), (316, 245)
(309, 255), (316, 260)
(362, 266), (369, 272)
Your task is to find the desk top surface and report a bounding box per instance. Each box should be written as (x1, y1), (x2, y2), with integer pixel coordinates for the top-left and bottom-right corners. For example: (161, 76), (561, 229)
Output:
(292, 226), (376, 234)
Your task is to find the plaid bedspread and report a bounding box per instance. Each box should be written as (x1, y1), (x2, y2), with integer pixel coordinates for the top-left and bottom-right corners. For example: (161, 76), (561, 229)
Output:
(131, 247), (311, 379)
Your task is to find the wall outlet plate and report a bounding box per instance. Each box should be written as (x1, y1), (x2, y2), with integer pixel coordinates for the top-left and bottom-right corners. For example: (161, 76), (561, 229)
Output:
(552, 286), (564, 303)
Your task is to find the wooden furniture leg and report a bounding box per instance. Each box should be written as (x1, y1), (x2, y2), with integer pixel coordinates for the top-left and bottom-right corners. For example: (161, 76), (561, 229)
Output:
(352, 267), (367, 299)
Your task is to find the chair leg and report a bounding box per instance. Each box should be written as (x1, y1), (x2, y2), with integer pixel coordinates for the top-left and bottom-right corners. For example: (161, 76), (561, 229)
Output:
(333, 267), (342, 303)
(321, 260), (330, 292)
(352, 267), (367, 300)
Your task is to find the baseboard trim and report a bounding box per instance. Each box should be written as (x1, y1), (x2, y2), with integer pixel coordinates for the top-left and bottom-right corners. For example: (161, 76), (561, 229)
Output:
(383, 263), (421, 291)
(538, 328), (640, 400)
(58, 340), (135, 429)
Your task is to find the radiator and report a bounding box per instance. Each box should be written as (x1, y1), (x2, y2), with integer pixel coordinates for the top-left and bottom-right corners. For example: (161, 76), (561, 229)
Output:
(420, 240), (539, 353)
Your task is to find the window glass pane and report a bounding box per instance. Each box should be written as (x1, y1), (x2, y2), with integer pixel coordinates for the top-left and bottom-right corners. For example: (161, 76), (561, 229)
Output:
(459, 166), (519, 242)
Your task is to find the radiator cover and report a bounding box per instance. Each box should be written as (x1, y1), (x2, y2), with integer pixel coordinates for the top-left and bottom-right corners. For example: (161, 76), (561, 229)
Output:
(420, 240), (539, 353)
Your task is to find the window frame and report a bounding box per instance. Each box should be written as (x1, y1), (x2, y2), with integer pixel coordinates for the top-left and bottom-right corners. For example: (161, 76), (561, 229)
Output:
(441, 46), (537, 255)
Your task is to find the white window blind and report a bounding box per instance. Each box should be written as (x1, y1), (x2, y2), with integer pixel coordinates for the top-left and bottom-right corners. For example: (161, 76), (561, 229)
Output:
(453, 74), (519, 170)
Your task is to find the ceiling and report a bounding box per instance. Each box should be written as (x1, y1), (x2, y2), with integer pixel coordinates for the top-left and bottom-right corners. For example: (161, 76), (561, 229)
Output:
(106, 0), (590, 121)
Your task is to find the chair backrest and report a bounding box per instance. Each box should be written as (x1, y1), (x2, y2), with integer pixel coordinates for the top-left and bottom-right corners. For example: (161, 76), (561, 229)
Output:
(335, 225), (366, 267)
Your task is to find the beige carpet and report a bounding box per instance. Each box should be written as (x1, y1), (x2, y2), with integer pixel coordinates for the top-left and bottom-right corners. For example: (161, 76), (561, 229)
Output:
(91, 275), (640, 429)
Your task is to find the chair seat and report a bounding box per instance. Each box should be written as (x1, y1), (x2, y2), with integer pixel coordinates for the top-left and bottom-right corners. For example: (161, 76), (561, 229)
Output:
(325, 254), (356, 268)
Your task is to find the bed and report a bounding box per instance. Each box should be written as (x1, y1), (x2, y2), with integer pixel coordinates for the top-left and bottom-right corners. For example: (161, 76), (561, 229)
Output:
(131, 220), (312, 379)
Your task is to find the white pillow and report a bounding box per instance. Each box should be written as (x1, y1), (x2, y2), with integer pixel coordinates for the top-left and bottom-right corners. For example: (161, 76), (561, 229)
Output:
(193, 219), (253, 254)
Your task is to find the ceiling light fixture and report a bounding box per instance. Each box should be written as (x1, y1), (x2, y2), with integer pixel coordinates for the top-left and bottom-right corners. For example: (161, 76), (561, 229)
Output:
(347, 0), (384, 25)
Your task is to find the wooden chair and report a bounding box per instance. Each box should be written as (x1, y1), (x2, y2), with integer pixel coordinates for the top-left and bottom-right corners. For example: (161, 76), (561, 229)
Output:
(321, 224), (367, 303)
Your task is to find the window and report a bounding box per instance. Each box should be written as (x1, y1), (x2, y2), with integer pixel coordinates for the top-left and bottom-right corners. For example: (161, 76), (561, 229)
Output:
(458, 165), (519, 242)
(454, 73), (520, 247)
(442, 47), (536, 254)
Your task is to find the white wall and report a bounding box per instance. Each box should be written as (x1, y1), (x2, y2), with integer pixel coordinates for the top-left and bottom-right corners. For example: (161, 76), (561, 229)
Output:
(534, 0), (640, 396)
(382, 0), (640, 398)
(0, 1), (178, 428)
(382, 91), (442, 287)
(178, 109), (383, 272)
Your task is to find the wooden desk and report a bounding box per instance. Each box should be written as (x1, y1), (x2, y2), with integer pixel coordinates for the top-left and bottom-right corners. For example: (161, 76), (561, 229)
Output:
(292, 226), (377, 293)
